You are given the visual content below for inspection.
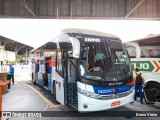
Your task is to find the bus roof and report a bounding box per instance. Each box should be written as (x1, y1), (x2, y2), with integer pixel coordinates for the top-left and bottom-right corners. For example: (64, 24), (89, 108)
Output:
(31, 28), (120, 52)
(61, 28), (120, 39)
(126, 34), (160, 46)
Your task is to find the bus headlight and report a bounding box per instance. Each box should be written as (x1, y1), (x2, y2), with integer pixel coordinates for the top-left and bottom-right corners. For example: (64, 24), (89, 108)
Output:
(130, 85), (135, 92)
(78, 88), (100, 99)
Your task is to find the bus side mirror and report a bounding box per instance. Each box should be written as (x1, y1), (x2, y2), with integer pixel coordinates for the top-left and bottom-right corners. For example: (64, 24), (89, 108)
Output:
(69, 37), (80, 58)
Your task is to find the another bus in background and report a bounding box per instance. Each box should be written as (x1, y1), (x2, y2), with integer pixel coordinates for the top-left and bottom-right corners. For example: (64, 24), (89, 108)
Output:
(125, 34), (160, 104)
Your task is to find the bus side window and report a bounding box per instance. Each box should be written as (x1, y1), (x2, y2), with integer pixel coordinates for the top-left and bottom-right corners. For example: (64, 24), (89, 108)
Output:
(56, 50), (63, 76)
(154, 49), (160, 57)
(80, 46), (86, 60)
(126, 46), (136, 58)
(140, 48), (149, 58)
(147, 49), (155, 57)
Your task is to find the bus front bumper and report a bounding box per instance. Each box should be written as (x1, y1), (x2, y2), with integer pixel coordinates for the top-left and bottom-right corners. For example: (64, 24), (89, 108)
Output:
(78, 90), (134, 112)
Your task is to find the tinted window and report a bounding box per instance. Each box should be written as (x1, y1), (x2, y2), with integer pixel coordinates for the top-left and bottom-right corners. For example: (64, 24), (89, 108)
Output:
(126, 45), (136, 58)
(140, 46), (160, 58)
(56, 50), (63, 76)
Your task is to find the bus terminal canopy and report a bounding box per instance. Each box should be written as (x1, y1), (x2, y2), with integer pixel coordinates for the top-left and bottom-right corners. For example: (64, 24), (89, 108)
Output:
(0, 35), (33, 55)
(131, 34), (160, 46)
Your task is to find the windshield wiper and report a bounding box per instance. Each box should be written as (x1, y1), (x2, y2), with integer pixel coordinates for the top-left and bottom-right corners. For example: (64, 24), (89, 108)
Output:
(103, 41), (116, 81)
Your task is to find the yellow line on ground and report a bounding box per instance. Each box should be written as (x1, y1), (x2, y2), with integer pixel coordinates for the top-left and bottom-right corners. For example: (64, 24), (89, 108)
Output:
(27, 84), (61, 108)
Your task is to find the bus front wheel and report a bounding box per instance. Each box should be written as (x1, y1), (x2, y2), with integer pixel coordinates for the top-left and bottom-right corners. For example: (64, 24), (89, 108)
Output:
(144, 82), (160, 103)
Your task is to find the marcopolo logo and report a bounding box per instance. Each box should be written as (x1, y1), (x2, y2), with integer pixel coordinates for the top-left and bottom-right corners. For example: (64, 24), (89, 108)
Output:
(95, 86), (133, 95)
(98, 88), (116, 94)
(112, 88), (116, 92)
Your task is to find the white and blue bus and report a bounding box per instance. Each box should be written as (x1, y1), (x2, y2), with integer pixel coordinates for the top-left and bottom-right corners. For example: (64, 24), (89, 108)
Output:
(31, 28), (134, 112)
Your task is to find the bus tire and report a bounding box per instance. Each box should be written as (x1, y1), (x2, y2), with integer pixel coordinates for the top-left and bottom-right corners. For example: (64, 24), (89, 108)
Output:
(144, 95), (150, 104)
(145, 82), (160, 103)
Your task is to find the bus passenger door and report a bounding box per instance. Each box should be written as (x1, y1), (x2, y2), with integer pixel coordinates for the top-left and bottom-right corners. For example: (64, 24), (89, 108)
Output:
(55, 50), (66, 105)
(66, 45), (78, 109)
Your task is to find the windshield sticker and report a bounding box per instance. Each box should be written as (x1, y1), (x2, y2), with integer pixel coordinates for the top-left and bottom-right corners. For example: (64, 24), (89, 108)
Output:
(106, 40), (111, 45)
(93, 85), (134, 95)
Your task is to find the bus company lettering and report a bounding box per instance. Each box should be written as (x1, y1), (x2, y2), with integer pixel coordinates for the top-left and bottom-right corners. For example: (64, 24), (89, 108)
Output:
(131, 60), (160, 72)
(85, 38), (100, 42)
(98, 88), (116, 94)
(132, 63), (149, 70)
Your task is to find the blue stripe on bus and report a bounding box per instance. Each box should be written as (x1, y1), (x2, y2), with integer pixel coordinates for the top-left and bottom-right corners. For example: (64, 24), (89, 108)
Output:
(93, 85), (134, 95)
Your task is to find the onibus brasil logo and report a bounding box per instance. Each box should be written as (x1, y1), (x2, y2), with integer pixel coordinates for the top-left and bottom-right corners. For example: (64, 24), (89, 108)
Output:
(131, 60), (160, 72)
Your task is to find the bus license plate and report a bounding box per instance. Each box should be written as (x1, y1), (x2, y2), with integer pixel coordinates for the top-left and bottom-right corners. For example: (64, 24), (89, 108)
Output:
(111, 101), (121, 106)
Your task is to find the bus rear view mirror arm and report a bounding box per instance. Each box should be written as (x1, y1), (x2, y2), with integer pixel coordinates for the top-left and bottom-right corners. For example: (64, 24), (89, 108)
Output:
(69, 37), (80, 59)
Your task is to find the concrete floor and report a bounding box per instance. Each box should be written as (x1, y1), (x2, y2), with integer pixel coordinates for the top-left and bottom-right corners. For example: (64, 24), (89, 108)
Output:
(2, 83), (160, 120)
(14, 71), (32, 83)
(2, 72), (160, 120)
(2, 84), (46, 111)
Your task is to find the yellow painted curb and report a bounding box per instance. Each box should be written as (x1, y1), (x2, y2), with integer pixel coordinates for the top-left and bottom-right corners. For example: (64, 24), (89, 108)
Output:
(27, 84), (61, 108)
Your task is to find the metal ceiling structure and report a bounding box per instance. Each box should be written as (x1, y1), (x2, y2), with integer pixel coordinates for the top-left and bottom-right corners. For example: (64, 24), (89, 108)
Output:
(0, 35), (33, 55)
(0, 0), (159, 20)
(0, 0), (160, 56)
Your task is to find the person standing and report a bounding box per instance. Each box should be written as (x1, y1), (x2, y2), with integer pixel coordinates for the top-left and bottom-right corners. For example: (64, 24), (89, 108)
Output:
(9, 64), (15, 84)
(36, 59), (40, 72)
(133, 68), (144, 104)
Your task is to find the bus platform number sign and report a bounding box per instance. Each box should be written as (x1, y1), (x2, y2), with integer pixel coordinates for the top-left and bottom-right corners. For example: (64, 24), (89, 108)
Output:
(111, 101), (121, 107)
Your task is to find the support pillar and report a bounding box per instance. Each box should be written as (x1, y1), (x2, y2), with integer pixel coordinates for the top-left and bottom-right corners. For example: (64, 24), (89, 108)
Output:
(25, 47), (28, 65)
(14, 45), (17, 65)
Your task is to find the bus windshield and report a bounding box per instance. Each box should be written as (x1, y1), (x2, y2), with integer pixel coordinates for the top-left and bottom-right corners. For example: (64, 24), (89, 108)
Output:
(79, 38), (132, 82)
